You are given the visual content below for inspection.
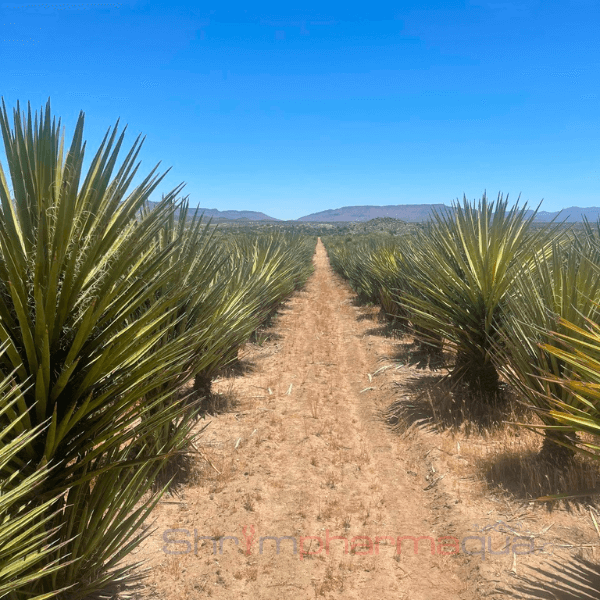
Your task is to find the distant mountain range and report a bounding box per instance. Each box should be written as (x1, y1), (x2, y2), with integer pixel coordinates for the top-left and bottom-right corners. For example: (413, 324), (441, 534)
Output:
(151, 202), (600, 223)
(192, 208), (279, 221)
(298, 204), (451, 222)
(298, 204), (600, 223)
(146, 202), (279, 221)
(530, 207), (600, 222)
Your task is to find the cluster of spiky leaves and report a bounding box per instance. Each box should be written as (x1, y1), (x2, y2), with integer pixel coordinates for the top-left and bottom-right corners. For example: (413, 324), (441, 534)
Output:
(0, 357), (67, 600)
(325, 195), (600, 467)
(493, 240), (600, 460)
(536, 318), (600, 461)
(401, 194), (561, 395)
(496, 222), (600, 462)
(326, 234), (415, 326)
(0, 100), (315, 599)
(192, 231), (314, 388)
(328, 195), (561, 391)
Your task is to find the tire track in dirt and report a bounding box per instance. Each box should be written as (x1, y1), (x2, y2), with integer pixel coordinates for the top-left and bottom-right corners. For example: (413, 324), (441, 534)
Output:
(138, 239), (479, 599)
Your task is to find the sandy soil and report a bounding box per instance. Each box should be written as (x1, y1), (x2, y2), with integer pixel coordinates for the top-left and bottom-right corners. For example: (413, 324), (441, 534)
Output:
(131, 239), (600, 599)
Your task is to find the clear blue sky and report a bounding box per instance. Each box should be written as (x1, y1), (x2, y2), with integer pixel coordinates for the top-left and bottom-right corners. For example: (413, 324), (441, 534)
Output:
(2, 1), (599, 220)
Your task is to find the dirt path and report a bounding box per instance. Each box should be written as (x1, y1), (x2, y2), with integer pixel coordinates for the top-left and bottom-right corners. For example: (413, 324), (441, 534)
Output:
(138, 239), (480, 599)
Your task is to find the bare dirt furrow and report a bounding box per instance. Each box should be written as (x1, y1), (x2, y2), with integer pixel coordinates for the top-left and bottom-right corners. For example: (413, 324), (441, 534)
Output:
(137, 239), (479, 599)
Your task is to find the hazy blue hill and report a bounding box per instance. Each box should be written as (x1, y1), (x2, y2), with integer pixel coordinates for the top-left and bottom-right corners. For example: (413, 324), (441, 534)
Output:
(298, 204), (452, 222)
(144, 201), (600, 223)
(198, 209), (279, 221)
(528, 206), (600, 222)
(298, 204), (600, 223)
(145, 201), (279, 221)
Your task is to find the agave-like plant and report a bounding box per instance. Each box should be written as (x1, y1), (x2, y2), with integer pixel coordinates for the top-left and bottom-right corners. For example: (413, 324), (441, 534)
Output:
(0, 362), (67, 600)
(137, 199), (224, 452)
(401, 193), (560, 397)
(326, 236), (399, 306)
(496, 241), (600, 463)
(0, 99), (201, 597)
(359, 239), (411, 328)
(534, 316), (600, 463)
(190, 231), (314, 394)
(325, 233), (443, 358)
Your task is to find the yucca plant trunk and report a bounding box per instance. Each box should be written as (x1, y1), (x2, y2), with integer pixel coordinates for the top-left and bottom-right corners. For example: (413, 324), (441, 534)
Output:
(453, 351), (500, 397)
(539, 428), (578, 466)
(384, 306), (410, 334)
(194, 372), (213, 400)
(392, 314), (411, 332)
(413, 324), (444, 363)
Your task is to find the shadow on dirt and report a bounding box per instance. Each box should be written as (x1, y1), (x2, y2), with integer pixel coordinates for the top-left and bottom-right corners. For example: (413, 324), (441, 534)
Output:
(357, 312), (376, 322)
(390, 338), (448, 370)
(502, 556), (600, 599)
(382, 374), (519, 435)
(350, 296), (369, 308)
(482, 448), (600, 510)
(364, 324), (400, 338)
(219, 357), (258, 378)
(382, 374), (449, 431)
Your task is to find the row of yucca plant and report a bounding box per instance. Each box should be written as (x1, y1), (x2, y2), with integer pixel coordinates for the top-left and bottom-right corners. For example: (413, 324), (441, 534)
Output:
(326, 232), (440, 357)
(327, 235), (414, 328)
(0, 99), (315, 599)
(324, 193), (600, 468)
(190, 231), (315, 396)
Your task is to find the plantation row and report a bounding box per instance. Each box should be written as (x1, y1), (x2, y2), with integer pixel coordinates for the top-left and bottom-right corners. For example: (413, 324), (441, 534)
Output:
(324, 196), (600, 467)
(0, 101), (315, 599)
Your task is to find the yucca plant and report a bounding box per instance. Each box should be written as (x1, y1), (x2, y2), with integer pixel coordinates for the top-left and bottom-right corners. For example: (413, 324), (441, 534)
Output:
(190, 231), (314, 396)
(326, 236), (389, 303)
(496, 241), (600, 463)
(0, 362), (67, 600)
(0, 99), (201, 597)
(325, 235), (424, 341)
(401, 193), (560, 398)
(327, 236), (377, 302)
(358, 239), (410, 327)
(138, 199), (226, 452)
(392, 234), (446, 360)
(372, 245), (403, 315)
(533, 316), (600, 464)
